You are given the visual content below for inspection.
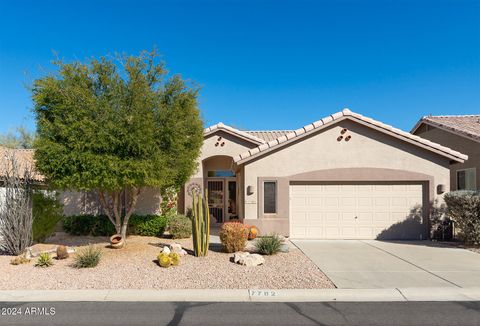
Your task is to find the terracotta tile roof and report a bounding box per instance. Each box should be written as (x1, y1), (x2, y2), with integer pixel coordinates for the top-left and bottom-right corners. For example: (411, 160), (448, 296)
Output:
(245, 130), (293, 142)
(234, 109), (468, 165)
(204, 123), (266, 144)
(411, 115), (480, 142)
(0, 146), (44, 182)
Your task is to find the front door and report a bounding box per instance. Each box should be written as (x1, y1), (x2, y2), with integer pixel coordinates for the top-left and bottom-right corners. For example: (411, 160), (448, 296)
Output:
(206, 178), (238, 224)
(207, 179), (224, 224)
(226, 179), (238, 221)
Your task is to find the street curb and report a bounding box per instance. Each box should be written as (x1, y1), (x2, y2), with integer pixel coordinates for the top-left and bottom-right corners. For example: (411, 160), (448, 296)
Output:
(0, 287), (480, 302)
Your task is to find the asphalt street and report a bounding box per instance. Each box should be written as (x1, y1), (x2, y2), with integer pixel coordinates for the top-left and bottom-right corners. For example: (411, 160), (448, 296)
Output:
(1, 301), (480, 326)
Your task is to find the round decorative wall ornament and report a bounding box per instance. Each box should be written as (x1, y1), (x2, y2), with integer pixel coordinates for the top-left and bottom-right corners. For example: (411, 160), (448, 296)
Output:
(187, 182), (202, 197)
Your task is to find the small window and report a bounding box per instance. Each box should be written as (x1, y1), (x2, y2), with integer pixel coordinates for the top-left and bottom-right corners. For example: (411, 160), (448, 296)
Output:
(263, 181), (277, 214)
(207, 170), (235, 177)
(457, 168), (477, 191)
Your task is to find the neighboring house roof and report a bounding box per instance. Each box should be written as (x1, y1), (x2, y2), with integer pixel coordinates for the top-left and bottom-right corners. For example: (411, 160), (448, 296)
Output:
(246, 130), (293, 142)
(411, 114), (480, 143)
(0, 146), (44, 182)
(234, 109), (468, 165)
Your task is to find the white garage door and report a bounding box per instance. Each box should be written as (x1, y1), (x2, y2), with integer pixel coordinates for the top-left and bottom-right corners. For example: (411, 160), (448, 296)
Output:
(290, 183), (424, 240)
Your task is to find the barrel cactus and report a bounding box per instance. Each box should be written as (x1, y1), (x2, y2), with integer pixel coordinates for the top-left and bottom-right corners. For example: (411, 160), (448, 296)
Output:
(158, 253), (172, 268)
(169, 252), (180, 266)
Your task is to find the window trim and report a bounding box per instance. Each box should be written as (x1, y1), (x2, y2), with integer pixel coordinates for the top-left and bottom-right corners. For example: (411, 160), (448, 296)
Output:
(263, 180), (277, 214)
(456, 168), (477, 191)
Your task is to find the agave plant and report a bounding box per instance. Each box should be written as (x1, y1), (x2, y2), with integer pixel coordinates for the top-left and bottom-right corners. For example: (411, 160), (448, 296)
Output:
(35, 252), (54, 268)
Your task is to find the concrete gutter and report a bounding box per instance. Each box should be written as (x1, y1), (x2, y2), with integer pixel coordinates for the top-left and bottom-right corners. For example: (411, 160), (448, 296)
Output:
(0, 288), (479, 302)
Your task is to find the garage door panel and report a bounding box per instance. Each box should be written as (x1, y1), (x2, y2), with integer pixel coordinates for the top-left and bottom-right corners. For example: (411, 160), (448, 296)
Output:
(307, 196), (323, 206)
(341, 197), (356, 207)
(290, 183), (424, 240)
(324, 197), (339, 208)
(324, 212), (341, 223)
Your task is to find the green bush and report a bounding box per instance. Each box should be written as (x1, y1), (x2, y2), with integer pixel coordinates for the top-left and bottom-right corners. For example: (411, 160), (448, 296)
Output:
(63, 215), (115, 236)
(129, 214), (167, 237)
(168, 215), (192, 239)
(255, 234), (283, 255)
(63, 214), (167, 237)
(73, 245), (102, 268)
(32, 192), (64, 243)
(444, 191), (480, 244)
(35, 253), (54, 268)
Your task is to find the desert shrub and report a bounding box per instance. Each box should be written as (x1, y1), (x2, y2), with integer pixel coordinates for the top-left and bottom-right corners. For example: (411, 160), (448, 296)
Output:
(169, 215), (192, 239)
(32, 192), (64, 243)
(158, 253), (172, 268)
(255, 234), (282, 255)
(129, 214), (168, 237)
(444, 191), (480, 244)
(10, 256), (30, 265)
(429, 200), (452, 241)
(73, 245), (102, 268)
(219, 222), (249, 253)
(35, 252), (53, 267)
(63, 214), (167, 237)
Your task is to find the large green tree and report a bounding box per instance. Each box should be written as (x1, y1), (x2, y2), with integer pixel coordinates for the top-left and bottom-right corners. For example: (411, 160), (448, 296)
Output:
(32, 50), (204, 242)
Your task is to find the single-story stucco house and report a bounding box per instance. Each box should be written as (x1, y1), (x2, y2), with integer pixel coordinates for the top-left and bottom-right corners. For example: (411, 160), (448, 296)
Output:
(179, 109), (467, 240)
(1, 109), (469, 241)
(411, 114), (480, 192)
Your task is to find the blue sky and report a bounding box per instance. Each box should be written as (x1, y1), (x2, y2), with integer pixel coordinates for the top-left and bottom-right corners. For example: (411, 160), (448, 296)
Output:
(0, 0), (479, 134)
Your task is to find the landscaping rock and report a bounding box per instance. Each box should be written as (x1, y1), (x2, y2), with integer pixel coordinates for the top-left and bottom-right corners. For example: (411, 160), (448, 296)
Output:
(24, 244), (76, 259)
(162, 246), (171, 254)
(233, 252), (249, 264)
(24, 244), (57, 259)
(233, 252), (264, 266)
(170, 243), (187, 256)
(243, 254), (265, 267)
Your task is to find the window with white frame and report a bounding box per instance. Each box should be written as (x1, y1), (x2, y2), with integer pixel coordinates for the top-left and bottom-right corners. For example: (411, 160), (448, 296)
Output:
(263, 181), (277, 214)
(457, 168), (477, 191)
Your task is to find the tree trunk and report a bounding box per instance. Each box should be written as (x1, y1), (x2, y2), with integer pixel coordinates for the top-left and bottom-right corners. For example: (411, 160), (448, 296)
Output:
(119, 187), (141, 246)
(97, 187), (141, 248)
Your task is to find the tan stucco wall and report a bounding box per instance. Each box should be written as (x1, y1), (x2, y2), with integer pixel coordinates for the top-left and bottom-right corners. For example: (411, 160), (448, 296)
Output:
(242, 120), (451, 235)
(192, 130), (258, 179)
(183, 130), (257, 212)
(414, 125), (480, 190)
(61, 187), (162, 216)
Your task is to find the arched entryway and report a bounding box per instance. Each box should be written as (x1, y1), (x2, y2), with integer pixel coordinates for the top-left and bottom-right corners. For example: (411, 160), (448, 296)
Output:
(202, 155), (239, 224)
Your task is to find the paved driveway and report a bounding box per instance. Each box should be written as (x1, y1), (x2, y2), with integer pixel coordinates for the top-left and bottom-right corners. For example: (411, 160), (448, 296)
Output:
(293, 240), (480, 289)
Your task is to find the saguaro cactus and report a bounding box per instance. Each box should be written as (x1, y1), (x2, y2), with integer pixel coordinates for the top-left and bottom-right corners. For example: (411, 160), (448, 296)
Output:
(192, 192), (210, 257)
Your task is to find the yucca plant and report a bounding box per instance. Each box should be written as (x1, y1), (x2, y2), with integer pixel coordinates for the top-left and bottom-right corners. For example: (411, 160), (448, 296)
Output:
(73, 245), (102, 268)
(35, 252), (54, 267)
(191, 192), (210, 257)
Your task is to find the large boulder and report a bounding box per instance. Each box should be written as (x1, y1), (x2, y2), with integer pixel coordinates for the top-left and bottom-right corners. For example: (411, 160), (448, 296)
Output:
(24, 244), (75, 259)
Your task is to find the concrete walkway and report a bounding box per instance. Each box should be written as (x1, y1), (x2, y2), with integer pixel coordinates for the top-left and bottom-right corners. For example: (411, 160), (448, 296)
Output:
(293, 240), (480, 289)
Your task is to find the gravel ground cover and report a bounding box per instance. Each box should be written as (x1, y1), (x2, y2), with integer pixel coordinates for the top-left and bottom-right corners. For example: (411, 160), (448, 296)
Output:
(0, 235), (334, 290)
